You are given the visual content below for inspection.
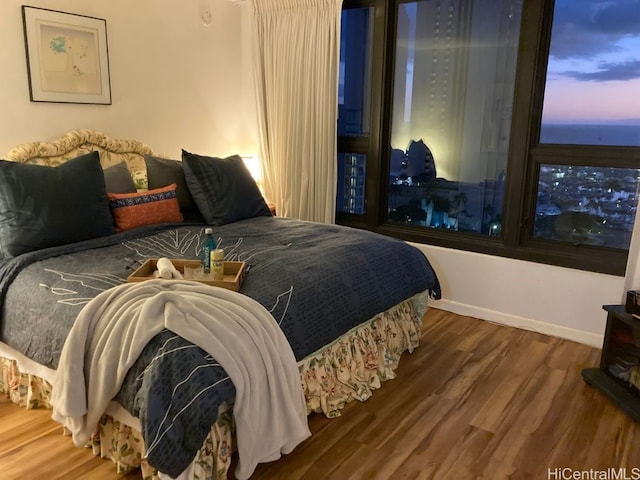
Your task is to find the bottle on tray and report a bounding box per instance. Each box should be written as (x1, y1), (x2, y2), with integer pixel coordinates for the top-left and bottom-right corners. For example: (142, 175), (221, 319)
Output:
(201, 227), (216, 274)
(211, 249), (224, 281)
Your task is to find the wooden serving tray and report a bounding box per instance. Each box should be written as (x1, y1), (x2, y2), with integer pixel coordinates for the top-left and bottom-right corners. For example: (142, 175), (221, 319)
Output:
(127, 258), (246, 292)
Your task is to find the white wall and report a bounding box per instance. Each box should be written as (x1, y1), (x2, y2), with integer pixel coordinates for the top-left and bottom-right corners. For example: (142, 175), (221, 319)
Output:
(0, 0), (630, 349)
(0, 0), (259, 158)
(415, 243), (625, 347)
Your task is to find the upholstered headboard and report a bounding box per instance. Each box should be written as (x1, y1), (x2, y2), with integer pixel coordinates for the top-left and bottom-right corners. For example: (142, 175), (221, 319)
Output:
(4, 130), (155, 189)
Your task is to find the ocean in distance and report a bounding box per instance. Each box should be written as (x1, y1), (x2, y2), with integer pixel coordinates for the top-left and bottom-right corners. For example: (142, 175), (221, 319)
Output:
(540, 123), (640, 147)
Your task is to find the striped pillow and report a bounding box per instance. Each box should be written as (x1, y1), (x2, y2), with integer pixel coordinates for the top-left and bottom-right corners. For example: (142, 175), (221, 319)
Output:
(108, 183), (183, 232)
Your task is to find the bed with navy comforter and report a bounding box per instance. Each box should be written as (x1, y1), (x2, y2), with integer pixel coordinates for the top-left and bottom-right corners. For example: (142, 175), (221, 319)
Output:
(0, 130), (440, 480)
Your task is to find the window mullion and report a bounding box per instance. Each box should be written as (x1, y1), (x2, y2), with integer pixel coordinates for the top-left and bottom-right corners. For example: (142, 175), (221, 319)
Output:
(365, 0), (392, 230)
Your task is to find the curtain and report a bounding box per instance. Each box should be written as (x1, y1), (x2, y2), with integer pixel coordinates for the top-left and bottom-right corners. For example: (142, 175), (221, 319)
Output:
(248, 0), (342, 223)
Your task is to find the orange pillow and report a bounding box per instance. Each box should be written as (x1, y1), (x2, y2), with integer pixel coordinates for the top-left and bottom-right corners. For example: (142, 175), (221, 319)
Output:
(108, 183), (183, 232)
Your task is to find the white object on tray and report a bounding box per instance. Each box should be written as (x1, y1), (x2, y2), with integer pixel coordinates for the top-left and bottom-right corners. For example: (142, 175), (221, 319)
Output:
(155, 257), (183, 279)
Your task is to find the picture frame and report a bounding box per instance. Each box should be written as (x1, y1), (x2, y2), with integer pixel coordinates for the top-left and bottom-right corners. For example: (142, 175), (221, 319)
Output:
(22, 6), (111, 105)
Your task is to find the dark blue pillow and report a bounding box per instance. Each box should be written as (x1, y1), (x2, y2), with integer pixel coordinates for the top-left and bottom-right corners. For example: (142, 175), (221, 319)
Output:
(181, 150), (271, 225)
(144, 154), (203, 223)
(144, 155), (193, 210)
(0, 151), (116, 256)
(103, 161), (137, 194)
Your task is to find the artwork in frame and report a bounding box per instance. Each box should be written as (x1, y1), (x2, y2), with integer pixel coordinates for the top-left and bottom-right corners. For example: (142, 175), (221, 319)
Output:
(22, 6), (111, 105)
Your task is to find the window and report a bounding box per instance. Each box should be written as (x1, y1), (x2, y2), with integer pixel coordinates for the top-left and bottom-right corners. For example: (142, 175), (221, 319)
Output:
(532, 0), (640, 251)
(540, 1), (640, 148)
(336, 6), (375, 216)
(535, 165), (640, 249)
(337, 152), (367, 214)
(338, 7), (373, 138)
(337, 0), (640, 276)
(386, 1), (520, 235)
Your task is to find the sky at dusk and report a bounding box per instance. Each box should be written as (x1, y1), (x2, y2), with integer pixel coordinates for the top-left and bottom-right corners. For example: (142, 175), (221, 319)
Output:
(542, 0), (640, 125)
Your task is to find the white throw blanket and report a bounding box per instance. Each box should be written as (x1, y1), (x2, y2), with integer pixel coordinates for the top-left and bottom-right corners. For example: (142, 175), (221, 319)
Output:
(50, 279), (311, 480)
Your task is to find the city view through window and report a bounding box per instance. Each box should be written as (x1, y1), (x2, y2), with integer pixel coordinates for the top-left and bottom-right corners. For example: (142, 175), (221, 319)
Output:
(338, 0), (640, 250)
(536, 0), (640, 249)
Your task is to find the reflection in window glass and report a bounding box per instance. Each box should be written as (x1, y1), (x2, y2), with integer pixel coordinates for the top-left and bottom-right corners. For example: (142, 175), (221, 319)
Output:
(540, 0), (640, 146)
(386, 0), (521, 235)
(338, 7), (373, 137)
(337, 153), (366, 214)
(535, 165), (640, 249)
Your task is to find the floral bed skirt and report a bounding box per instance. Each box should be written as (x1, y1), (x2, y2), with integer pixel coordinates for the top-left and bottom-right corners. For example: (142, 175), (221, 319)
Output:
(1, 292), (427, 480)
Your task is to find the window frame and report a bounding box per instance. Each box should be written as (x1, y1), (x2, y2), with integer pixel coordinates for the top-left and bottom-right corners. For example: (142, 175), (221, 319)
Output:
(337, 0), (387, 226)
(336, 0), (639, 276)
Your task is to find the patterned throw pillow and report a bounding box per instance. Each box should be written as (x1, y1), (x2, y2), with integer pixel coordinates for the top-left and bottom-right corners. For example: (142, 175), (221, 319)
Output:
(108, 183), (183, 232)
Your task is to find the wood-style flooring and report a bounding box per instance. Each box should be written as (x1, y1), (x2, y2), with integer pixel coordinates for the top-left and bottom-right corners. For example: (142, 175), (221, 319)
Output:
(1, 308), (638, 479)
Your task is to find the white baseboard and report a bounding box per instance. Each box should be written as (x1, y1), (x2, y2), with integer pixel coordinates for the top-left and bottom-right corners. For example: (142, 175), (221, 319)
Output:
(429, 299), (603, 349)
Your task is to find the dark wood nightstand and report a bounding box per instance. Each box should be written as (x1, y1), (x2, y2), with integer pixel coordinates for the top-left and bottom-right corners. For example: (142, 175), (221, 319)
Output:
(582, 305), (640, 422)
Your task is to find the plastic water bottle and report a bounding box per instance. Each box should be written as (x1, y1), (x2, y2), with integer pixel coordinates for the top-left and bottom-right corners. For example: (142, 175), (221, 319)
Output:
(201, 227), (217, 273)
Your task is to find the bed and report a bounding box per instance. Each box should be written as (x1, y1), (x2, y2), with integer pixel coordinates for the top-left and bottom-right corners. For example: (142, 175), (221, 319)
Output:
(0, 130), (441, 479)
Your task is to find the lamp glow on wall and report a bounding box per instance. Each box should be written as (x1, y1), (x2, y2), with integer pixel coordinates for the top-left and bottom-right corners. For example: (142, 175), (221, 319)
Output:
(242, 155), (263, 193)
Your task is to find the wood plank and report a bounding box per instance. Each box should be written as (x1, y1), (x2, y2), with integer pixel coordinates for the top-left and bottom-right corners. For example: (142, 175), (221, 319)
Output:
(0, 396), (140, 480)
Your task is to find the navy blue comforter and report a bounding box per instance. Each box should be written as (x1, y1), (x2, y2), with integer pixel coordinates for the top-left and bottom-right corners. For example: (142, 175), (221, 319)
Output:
(0, 216), (440, 476)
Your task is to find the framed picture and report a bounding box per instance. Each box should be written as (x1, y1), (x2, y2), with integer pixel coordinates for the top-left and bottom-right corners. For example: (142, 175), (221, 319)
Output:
(22, 6), (111, 104)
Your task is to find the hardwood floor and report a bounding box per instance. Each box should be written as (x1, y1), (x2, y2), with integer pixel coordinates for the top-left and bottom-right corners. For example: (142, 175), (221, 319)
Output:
(1, 308), (638, 479)
(0, 397), (141, 479)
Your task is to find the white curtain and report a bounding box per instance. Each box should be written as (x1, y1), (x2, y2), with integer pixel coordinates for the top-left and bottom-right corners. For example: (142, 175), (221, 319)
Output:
(623, 204), (640, 299)
(248, 0), (342, 223)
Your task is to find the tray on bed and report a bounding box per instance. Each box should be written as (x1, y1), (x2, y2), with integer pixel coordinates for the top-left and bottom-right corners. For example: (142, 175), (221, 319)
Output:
(127, 258), (246, 291)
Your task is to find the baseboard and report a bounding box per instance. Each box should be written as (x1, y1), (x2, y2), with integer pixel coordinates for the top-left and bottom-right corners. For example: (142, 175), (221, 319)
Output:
(429, 299), (603, 349)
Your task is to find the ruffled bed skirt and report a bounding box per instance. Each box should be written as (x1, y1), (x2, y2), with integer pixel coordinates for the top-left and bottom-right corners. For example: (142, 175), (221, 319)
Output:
(1, 292), (427, 480)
